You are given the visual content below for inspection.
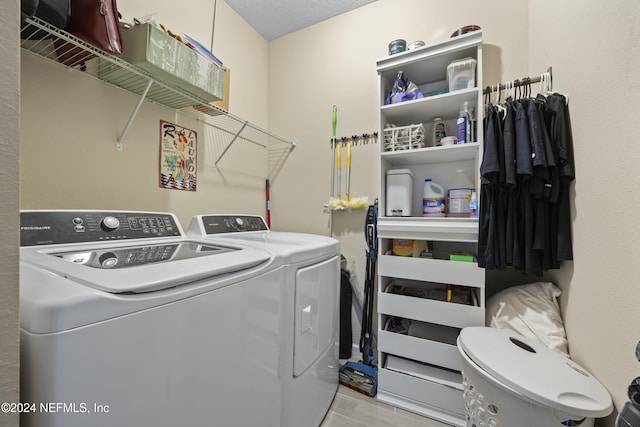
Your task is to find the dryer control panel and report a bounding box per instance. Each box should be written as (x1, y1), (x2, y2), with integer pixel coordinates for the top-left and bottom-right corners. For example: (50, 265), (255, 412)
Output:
(200, 215), (269, 235)
(20, 211), (182, 246)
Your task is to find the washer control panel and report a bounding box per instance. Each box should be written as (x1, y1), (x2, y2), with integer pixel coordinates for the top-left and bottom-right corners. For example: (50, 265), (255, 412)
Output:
(20, 211), (182, 246)
(200, 215), (269, 235)
(52, 241), (233, 269)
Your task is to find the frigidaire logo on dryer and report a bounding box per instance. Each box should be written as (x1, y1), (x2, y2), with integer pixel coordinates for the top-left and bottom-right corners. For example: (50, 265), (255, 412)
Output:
(20, 225), (51, 231)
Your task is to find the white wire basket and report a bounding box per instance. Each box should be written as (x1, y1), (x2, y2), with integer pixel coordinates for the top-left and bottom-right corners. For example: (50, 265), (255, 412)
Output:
(383, 124), (426, 152)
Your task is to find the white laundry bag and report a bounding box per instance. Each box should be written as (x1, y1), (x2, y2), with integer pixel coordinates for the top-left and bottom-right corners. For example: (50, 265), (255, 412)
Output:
(485, 282), (570, 357)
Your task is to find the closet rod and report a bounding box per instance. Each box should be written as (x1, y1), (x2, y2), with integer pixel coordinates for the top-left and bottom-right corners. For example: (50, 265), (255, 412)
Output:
(483, 66), (552, 94)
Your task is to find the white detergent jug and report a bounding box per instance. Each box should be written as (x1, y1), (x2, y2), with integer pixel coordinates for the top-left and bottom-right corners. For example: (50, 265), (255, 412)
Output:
(422, 179), (445, 217)
(447, 169), (474, 217)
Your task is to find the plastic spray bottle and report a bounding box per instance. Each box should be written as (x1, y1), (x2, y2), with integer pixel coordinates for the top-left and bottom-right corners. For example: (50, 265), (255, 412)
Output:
(457, 101), (469, 144)
(469, 190), (478, 218)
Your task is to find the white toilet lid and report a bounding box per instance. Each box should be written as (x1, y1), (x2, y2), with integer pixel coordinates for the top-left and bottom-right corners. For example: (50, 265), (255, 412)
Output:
(457, 327), (612, 417)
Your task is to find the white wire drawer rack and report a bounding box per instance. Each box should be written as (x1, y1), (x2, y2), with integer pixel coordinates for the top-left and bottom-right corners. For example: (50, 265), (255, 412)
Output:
(383, 123), (426, 152)
(20, 17), (296, 179)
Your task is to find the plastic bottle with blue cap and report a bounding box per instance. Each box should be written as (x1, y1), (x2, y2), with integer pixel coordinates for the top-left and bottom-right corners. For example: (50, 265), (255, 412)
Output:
(422, 179), (445, 217)
(457, 101), (469, 144)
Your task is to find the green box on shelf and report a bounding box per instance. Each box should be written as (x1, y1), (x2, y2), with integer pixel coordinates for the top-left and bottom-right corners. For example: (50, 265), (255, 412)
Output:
(101, 23), (225, 107)
(449, 253), (475, 262)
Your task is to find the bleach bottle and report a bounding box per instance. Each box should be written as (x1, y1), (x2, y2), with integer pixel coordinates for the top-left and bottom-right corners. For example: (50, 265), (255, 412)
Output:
(422, 179), (446, 217)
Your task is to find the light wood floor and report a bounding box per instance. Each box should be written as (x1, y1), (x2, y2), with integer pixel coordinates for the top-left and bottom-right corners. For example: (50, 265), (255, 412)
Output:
(320, 385), (452, 427)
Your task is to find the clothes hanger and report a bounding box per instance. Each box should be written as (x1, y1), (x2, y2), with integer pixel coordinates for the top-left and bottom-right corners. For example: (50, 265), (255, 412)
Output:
(544, 70), (569, 105)
(494, 83), (507, 118)
(484, 86), (492, 105)
(538, 73), (549, 98)
(505, 80), (514, 101)
(542, 72), (552, 95)
(540, 72), (553, 98)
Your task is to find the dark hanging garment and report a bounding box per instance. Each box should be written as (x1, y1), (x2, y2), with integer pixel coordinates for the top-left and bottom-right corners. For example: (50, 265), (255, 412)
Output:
(514, 99), (542, 275)
(512, 100), (532, 271)
(478, 104), (503, 269)
(478, 87), (574, 276)
(538, 95), (560, 269)
(544, 93), (575, 262)
(524, 98), (549, 184)
(536, 99), (557, 272)
(524, 98), (554, 276)
(494, 105), (507, 271)
(502, 100), (517, 266)
(477, 105), (494, 269)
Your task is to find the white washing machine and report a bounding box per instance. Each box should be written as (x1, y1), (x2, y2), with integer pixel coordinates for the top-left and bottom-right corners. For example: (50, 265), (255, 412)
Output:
(20, 210), (294, 427)
(187, 214), (341, 427)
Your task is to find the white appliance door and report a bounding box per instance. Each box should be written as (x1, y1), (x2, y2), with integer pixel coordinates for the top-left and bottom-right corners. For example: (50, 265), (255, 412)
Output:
(293, 256), (339, 377)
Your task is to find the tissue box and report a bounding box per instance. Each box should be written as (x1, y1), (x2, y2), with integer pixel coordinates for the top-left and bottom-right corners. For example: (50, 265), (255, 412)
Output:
(100, 23), (225, 107)
(447, 57), (477, 91)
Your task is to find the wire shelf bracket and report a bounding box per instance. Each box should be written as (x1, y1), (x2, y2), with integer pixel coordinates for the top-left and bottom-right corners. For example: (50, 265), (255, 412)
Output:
(20, 17), (297, 178)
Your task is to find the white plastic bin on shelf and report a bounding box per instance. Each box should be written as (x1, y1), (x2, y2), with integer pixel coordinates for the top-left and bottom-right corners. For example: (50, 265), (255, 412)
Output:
(457, 327), (612, 427)
(386, 169), (413, 217)
(447, 57), (477, 92)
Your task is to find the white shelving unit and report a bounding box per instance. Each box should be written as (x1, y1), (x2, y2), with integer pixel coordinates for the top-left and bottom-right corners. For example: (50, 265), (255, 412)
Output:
(20, 17), (296, 179)
(375, 31), (484, 426)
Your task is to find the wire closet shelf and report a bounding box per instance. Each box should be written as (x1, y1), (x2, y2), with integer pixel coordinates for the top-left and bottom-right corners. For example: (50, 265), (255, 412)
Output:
(20, 17), (296, 179)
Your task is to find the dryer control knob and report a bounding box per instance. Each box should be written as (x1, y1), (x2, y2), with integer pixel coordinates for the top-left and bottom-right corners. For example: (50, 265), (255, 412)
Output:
(235, 217), (244, 227)
(99, 253), (118, 268)
(101, 216), (120, 231)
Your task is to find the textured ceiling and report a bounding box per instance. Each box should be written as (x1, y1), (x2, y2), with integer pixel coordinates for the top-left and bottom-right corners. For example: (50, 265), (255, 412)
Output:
(225, 0), (377, 40)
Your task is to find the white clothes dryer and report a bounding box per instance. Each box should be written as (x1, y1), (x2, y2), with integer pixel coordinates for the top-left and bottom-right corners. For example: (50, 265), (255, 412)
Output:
(20, 210), (293, 427)
(187, 214), (341, 427)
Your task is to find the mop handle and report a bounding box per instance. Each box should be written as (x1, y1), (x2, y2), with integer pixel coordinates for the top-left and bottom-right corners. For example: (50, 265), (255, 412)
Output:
(333, 106), (341, 200)
(336, 141), (342, 200)
(332, 105), (337, 138)
(345, 141), (351, 202)
(330, 105), (337, 199)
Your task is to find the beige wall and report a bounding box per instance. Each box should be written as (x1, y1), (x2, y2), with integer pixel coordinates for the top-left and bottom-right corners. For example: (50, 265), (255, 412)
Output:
(12, 0), (640, 425)
(528, 0), (640, 419)
(1, 0), (20, 425)
(20, 0), (272, 228)
(267, 0), (531, 356)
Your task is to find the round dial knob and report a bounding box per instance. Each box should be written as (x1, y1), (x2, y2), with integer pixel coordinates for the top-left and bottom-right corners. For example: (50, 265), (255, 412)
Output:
(99, 252), (118, 268)
(101, 216), (120, 231)
(235, 217), (244, 227)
